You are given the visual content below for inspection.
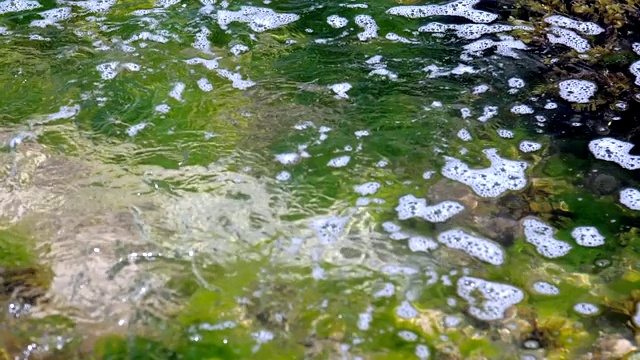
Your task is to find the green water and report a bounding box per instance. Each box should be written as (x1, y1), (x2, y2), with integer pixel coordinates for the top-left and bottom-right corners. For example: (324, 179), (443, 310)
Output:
(1, 0), (640, 358)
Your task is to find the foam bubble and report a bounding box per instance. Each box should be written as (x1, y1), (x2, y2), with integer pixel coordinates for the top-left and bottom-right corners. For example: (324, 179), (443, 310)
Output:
(155, 104), (170, 113)
(217, 6), (300, 32)
(456, 276), (524, 321)
(30, 7), (72, 28)
(275, 153), (300, 165)
(354, 182), (381, 195)
(96, 61), (119, 80)
(354, 130), (369, 138)
(329, 82), (352, 99)
(441, 148), (528, 197)
(216, 69), (255, 90)
(311, 216), (348, 245)
(169, 82), (186, 101)
(620, 188), (640, 210)
(497, 129), (514, 139)
(558, 79), (597, 103)
(386, 0), (498, 23)
(461, 108), (471, 118)
(544, 15), (604, 35)
(230, 43), (249, 55)
(510, 104), (534, 114)
(396, 301), (418, 319)
(373, 283), (395, 298)
(275, 171), (291, 181)
(358, 308), (373, 330)
(477, 106), (498, 122)
(328, 155), (351, 167)
(327, 15), (347, 28)
(408, 236), (439, 253)
(197, 78), (213, 92)
(508, 77), (525, 88)
(419, 23), (533, 40)
(398, 331), (418, 342)
(355, 15), (378, 41)
(547, 27), (590, 53)
(462, 36), (527, 59)
(192, 27), (212, 53)
(544, 101), (558, 109)
(588, 138), (640, 170)
(0, 0), (41, 14)
(415, 344), (430, 359)
(385, 32), (417, 44)
(632, 303), (640, 328)
(519, 141), (542, 153)
(532, 281), (560, 295)
(472, 84), (489, 94)
(395, 194), (464, 223)
(573, 302), (599, 315)
(59, 0), (116, 12)
(437, 229), (505, 265)
(126, 122), (148, 136)
(522, 218), (572, 258)
(457, 128), (472, 141)
(184, 57), (220, 70)
(424, 63), (479, 78)
(382, 221), (401, 233)
(571, 226), (605, 247)
(631, 60), (640, 86)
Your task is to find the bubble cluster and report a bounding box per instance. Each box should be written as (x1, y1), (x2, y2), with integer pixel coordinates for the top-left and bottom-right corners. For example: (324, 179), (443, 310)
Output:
(573, 302), (599, 316)
(386, 0), (499, 23)
(373, 283), (395, 298)
(571, 226), (605, 247)
(510, 104), (534, 114)
(327, 155), (351, 167)
(558, 79), (597, 103)
(217, 6), (300, 32)
(329, 82), (352, 99)
(588, 138), (640, 170)
(457, 276), (524, 321)
(522, 218), (572, 258)
(395, 194), (465, 222)
(197, 78), (213, 92)
(497, 129), (514, 138)
(519, 141), (542, 153)
(415, 344), (430, 359)
(0, 0), (41, 14)
(477, 105), (498, 122)
(532, 281), (560, 295)
(354, 182), (381, 196)
(462, 36), (527, 59)
(620, 188), (640, 210)
(398, 331), (418, 342)
(441, 148), (528, 197)
(30, 7), (72, 28)
(310, 216), (348, 245)
(631, 42), (640, 85)
(126, 122), (148, 136)
(396, 301), (418, 319)
(544, 15), (604, 35)
(408, 236), (439, 253)
(457, 128), (472, 141)
(547, 27), (591, 53)
(355, 15), (378, 41)
(418, 23), (533, 40)
(326, 15), (347, 28)
(437, 229), (505, 265)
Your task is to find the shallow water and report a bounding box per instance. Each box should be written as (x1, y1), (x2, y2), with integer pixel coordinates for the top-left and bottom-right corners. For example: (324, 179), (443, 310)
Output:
(1, 0), (640, 358)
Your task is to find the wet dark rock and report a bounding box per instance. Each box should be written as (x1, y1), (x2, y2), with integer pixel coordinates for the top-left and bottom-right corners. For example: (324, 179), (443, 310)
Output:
(496, 194), (531, 221)
(587, 173), (620, 196)
(473, 216), (522, 246)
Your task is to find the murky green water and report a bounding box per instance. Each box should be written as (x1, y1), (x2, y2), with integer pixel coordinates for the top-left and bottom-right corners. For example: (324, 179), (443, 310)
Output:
(1, 0), (640, 358)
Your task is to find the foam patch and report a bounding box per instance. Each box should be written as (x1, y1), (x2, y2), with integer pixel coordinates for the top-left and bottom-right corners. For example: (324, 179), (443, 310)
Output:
(457, 128), (472, 141)
(217, 6), (300, 32)
(510, 104), (534, 114)
(441, 148), (528, 197)
(386, 0), (498, 23)
(329, 82), (352, 99)
(355, 15), (378, 41)
(0, 0), (41, 14)
(327, 14), (347, 28)
(354, 182), (381, 195)
(437, 229), (505, 265)
(532, 281), (559, 295)
(558, 79), (597, 103)
(522, 218), (572, 258)
(544, 15), (604, 35)
(311, 216), (348, 245)
(462, 36), (527, 59)
(547, 27), (590, 53)
(418, 23), (533, 40)
(620, 188), (640, 210)
(30, 7), (72, 28)
(588, 138), (640, 170)
(395, 194), (464, 222)
(497, 129), (514, 138)
(328, 155), (351, 167)
(573, 302), (599, 315)
(571, 226), (605, 247)
(519, 141), (542, 153)
(408, 236), (439, 252)
(457, 276), (524, 321)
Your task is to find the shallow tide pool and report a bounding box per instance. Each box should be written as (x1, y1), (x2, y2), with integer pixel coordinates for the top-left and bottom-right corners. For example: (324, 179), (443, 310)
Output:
(1, 0), (640, 358)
